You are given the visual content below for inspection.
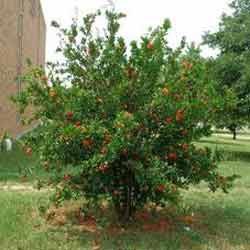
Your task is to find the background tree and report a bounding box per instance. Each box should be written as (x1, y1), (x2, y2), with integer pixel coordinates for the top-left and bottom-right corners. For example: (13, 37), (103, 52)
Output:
(14, 10), (237, 222)
(203, 0), (250, 139)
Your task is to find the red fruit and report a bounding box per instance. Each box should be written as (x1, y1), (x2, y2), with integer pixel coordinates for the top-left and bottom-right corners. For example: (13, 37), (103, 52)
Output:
(156, 184), (165, 193)
(125, 67), (137, 79)
(182, 60), (193, 70)
(41, 76), (48, 83)
(75, 121), (81, 127)
(147, 42), (154, 50)
(165, 117), (173, 124)
(100, 147), (108, 155)
(168, 152), (177, 161)
(98, 164), (109, 173)
(63, 174), (71, 181)
(25, 147), (32, 156)
(176, 110), (185, 122)
(66, 111), (74, 120)
(82, 138), (94, 149)
(181, 129), (188, 136)
(181, 143), (189, 152)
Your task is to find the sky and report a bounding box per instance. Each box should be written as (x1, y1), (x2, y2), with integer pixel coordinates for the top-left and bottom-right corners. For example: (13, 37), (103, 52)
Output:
(41, 0), (232, 62)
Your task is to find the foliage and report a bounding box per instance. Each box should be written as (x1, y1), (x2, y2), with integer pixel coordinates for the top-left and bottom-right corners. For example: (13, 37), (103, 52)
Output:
(14, 10), (237, 221)
(203, 0), (250, 139)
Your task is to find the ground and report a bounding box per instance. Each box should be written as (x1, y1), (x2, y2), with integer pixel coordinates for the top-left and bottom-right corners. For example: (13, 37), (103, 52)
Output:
(0, 134), (250, 250)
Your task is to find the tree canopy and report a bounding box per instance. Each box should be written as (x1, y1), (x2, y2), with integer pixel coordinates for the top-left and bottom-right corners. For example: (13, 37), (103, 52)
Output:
(203, 0), (250, 138)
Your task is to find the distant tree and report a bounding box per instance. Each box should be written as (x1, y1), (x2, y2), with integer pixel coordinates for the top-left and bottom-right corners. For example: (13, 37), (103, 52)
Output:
(203, 0), (250, 139)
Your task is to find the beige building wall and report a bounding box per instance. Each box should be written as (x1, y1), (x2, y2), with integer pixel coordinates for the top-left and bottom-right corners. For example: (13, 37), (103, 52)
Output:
(0, 0), (46, 137)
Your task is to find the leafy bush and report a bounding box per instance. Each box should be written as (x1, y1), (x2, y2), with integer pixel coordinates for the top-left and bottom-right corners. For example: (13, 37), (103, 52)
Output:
(14, 10), (237, 222)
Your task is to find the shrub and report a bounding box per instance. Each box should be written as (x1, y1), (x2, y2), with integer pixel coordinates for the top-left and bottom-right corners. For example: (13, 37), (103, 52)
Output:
(14, 10), (237, 222)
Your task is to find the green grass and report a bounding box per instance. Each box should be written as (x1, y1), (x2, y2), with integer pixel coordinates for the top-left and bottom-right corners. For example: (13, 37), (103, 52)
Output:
(0, 144), (35, 182)
(0, 134), (250, 250)
(0, 161), (249, 250)
(0, 143), (48, 183)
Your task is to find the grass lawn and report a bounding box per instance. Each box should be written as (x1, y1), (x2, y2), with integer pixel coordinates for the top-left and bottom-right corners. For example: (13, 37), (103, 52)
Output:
(0, 134), (250, 250)
(197, 134), (250, 161)
(0, 143), (48, 183)
(0, 144), (35, 182)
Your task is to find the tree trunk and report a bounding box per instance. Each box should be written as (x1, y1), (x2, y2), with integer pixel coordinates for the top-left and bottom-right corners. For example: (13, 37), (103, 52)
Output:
(113, 188), (134, 223)
(113, 168), (136, 223)
(233, 128), (237, 140)
(229, 124), (237, 140)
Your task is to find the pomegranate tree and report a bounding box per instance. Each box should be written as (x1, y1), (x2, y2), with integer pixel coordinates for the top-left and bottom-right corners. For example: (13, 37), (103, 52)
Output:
(14, 10), (236, 222)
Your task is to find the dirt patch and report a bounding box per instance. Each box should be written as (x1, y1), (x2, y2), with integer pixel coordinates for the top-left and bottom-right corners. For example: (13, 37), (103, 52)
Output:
(46, 202), (99, 233)
(43, 202), (203, 236)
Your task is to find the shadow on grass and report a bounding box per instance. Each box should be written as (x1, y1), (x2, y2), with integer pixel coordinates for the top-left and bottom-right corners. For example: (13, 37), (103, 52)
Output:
(199, 139), (244, 146)
(214, 130), (250, 137)
(220, 150), (250, 162)
(198, 139), (250, 162)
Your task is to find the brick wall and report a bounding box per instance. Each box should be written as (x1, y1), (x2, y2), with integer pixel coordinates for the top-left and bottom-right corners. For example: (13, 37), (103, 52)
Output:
(0, 0), (46, 137)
